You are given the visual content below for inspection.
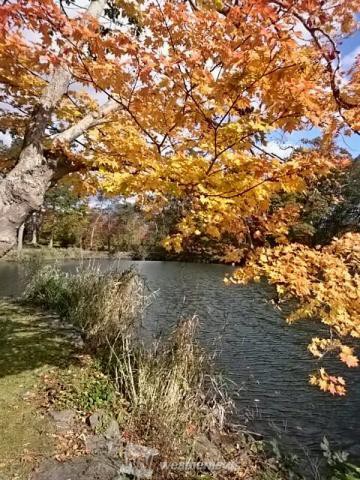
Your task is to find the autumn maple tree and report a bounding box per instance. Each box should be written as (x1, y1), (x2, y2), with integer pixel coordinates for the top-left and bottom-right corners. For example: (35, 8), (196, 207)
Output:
(0, 0), (359, 393)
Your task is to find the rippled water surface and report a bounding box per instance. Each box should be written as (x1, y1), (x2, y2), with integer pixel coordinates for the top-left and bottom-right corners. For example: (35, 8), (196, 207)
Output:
(1, 259), (359, 462)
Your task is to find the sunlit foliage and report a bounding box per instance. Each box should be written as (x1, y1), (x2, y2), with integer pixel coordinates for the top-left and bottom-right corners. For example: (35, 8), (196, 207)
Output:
(0, 0), (359, 393)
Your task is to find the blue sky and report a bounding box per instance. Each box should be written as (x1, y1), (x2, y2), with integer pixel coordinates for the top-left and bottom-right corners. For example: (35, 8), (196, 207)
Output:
(338, 29), (360, 157)
(270, 28), (360, 158)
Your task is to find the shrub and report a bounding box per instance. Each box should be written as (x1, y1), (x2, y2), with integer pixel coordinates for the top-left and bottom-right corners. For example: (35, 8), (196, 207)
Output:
(24, 265), (144, 346)
(106, 315), (230, 449)
(24, 264), (74, 318)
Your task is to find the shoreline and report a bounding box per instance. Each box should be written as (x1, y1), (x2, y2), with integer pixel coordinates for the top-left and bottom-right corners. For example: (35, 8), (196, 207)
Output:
(0, 265), (358, 479)
(0, 246), (233, 266)
(0, 293), (304, 479)
(1, 247), (133, 262)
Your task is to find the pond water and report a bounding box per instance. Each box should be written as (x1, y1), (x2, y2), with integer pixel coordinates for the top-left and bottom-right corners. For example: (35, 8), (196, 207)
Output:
(0, 259), (359, 465)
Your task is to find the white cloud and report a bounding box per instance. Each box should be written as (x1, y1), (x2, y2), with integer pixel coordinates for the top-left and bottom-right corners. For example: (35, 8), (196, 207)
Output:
(293, 19), (313, 45)
(261, 141), (294, 159)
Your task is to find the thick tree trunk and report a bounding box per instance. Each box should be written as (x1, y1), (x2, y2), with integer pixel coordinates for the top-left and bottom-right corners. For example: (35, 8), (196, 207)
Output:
(0, 150), (56, 255)
(0, 0), (109, 258)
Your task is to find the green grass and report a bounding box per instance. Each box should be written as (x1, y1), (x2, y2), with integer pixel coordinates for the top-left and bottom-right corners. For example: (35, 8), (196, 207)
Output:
(0, 300), (77, 479)
(2, 246), (111, 262)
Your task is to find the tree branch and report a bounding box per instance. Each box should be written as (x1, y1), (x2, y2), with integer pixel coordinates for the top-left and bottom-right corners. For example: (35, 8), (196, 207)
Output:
(53, 100), (120, 145)
(204, 177), (275, 199)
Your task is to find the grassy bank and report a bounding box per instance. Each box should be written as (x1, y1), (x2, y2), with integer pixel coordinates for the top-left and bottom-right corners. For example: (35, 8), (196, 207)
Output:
(0, 300), (81, 478)
(24, 267), (235, 465)
(6, 264), (357, 479)
(2, 246), (133, 262)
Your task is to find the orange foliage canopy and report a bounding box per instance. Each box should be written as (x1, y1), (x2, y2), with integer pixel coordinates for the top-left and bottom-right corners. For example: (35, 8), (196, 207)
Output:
(0, 0), (359, 393)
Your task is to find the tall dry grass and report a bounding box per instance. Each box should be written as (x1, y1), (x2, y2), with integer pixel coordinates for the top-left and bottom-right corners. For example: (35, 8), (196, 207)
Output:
(106, 315), (231, 449)
(25, 265), (232, 453)
(24, 264), (143, 345)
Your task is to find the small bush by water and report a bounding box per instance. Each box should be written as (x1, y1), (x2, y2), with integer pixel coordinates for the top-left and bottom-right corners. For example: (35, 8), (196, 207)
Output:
(24, 265), (143, 345)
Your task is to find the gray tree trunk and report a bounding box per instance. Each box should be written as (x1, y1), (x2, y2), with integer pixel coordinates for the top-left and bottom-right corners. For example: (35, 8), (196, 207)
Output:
(89, 213), (102, 250)
(31, 213), (37, 245)
(0, 0), (109, 258)
(17, 223), (25, 253)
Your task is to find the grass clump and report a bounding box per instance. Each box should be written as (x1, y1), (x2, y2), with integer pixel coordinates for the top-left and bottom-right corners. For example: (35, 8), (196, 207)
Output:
(24, 265), (143, 346)
(106, 316), (230, 451)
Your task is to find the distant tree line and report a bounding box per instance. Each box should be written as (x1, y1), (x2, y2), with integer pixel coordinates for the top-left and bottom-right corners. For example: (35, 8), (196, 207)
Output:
(290, 156), (360, 245)
(17, 185), (181, 259)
